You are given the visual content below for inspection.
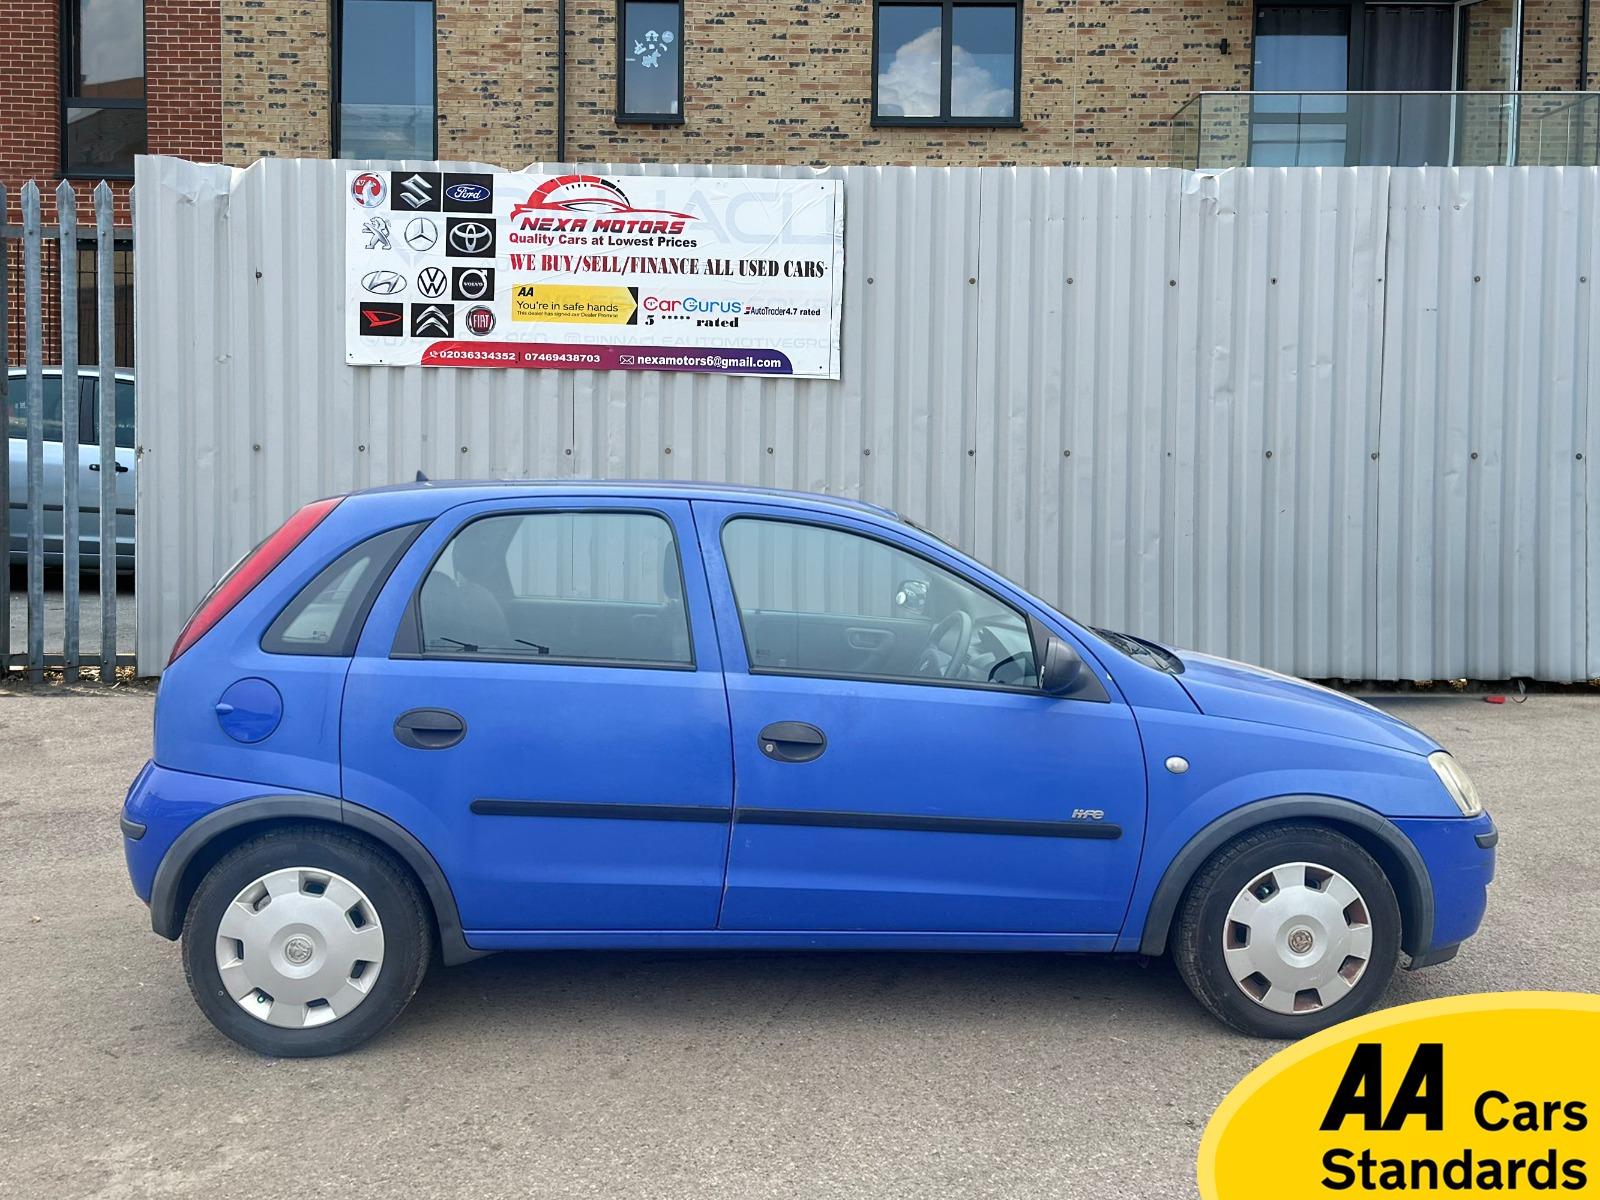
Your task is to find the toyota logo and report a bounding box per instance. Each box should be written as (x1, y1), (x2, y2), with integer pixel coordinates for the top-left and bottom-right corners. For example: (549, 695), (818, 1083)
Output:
(449, 222), (493, 254)
(404, 218), (439, 251)
(360, 269), (407, 295)
(417, 267), (448, 298)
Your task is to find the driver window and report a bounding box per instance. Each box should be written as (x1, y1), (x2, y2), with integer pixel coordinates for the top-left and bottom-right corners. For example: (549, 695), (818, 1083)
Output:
(721, 517), (1039, 689)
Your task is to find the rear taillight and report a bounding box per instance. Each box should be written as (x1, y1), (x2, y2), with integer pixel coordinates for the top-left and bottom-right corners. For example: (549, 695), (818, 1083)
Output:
(167, 496), (344, 665)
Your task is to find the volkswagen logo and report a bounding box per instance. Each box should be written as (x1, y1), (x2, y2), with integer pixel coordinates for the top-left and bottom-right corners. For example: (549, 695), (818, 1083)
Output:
(446, 182), (490, 204)
(360, 269), (407, 296)
(464, 305), (497, 336)
(449, 221), (493, 255)
(404, 218), (439, 252)
(417, 267), (448, 298)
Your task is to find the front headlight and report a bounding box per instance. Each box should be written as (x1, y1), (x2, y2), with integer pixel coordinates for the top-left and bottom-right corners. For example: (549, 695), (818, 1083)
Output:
(1428, 751), (1483, 816)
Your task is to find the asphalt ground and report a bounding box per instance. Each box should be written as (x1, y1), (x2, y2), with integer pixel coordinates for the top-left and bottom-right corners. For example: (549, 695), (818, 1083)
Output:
(1, 686), (1595, 1198)
(5, 570), (137, 669)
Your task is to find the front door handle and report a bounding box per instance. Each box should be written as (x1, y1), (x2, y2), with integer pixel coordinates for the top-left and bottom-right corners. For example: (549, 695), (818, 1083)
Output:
(394, 707), (466, 750)
(758, 721), (827, 763)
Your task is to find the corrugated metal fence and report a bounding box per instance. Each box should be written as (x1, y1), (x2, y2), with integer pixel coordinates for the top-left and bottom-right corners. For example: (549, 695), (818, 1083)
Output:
(134, 156), (1597, 682)
(3, 181), (131, 681)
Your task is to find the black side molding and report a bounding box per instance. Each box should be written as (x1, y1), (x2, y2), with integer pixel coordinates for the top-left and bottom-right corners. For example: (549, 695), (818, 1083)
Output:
(736, 807), (1123, 840)
(471, 799), (729, 823)
(120, 812), (147, 841)
(1475, 828), (1499, 850)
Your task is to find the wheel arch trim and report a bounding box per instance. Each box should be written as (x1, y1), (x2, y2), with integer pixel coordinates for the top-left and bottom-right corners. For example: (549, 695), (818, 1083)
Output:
(148, 793), (484, 965)
(1136, 794), (1435, 959)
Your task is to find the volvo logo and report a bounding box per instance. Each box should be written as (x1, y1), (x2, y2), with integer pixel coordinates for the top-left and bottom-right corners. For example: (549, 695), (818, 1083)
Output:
(448, 220), (494, 256)
(417, 267), (448, 298)
(360, 269), (407, 295)
(446, 182), (490, 204)
(404, 218), (439, 252)
(398, 173), (435, 209)
(453, 267), (492, 301)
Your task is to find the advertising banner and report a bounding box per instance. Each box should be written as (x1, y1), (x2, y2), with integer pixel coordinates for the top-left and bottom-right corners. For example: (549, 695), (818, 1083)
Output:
(344, 169), (844, 378)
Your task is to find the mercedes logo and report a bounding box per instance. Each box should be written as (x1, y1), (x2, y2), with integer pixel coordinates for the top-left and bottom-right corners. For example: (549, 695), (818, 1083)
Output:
(360, 269), (407, 296)
(449, 221), (492, 255)
(404, 217), (439, 251)
(417, 267), (448, 298)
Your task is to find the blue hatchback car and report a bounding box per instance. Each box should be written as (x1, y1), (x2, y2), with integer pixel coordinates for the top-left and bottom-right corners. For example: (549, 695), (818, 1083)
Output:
(122, 481), (1496, 1056)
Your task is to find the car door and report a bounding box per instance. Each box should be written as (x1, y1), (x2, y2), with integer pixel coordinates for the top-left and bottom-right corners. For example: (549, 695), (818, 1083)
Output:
(78, 377), (136, 568)
(695, 501), (1147, 936)
(341, 497), (734, 935)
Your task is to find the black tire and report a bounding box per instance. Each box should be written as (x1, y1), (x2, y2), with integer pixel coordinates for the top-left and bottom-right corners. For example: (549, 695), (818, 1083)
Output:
(1173, 822), (1401, 1039)
(182, 826), (433, 1057)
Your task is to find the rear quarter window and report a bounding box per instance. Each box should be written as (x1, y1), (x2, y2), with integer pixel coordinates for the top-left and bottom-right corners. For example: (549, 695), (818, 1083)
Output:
(261, 522), (422, 656)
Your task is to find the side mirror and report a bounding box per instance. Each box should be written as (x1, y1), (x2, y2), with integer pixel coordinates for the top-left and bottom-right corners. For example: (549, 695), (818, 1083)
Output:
(894, 578), (929, 616)
(1040, 635), (1087, 696)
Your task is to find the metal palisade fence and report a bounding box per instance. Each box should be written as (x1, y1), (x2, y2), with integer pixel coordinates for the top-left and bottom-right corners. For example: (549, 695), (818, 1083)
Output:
(1, 180), (129, 682)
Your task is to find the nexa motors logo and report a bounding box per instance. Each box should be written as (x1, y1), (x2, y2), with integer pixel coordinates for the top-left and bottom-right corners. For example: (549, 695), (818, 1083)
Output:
(509, 174), (696, 235)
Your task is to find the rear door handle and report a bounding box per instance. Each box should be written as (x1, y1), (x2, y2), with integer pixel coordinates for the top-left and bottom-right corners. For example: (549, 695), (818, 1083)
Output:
(89, 462), (128, 473)
(758, 721), (827, 763)
(846, 628), (891, 650)
(394, 708), (467, 750)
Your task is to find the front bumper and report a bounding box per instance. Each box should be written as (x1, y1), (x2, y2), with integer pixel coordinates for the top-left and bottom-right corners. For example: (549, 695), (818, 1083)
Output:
(1393, 810), (1498, 966)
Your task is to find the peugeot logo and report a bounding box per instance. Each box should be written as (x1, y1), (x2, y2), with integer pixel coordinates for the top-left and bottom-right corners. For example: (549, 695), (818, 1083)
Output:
(413, 305), (452, 335)
(398, 173), (434, 209)
(404, 218), (439, 251)
(446, 182), (490, 204)
(417, 267), (448, 298)
(449, 221), (493, 255)
(360, 269), (407, 296)
(456, 268), (490, 300)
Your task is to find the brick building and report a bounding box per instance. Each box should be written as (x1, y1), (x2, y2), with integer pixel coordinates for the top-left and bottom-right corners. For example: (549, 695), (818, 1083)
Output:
(4, 0), (1598, 369)
(2, 0), (221, 366)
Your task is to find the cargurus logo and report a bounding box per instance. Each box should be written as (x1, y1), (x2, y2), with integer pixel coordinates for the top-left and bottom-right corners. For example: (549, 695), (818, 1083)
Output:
(643, 295), (743, 315)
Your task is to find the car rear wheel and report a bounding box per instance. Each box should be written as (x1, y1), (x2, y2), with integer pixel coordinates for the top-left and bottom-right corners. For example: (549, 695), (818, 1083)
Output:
(1173, 823), (1400, 1039)
(182, 827), (431, 1056)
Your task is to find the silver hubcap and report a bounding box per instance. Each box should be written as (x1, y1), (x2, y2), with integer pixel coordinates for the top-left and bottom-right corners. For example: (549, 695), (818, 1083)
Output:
(1222, 861), (1373, 1015)
(214, 867), (385, 1029)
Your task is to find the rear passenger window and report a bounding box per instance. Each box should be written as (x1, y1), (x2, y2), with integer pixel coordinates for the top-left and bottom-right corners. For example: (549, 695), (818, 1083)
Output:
(416, 511), (692, 667)
(262, 523), (421, 656)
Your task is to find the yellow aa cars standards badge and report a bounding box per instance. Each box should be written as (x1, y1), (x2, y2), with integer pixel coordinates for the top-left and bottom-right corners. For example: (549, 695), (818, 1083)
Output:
(1200, 993), (1599, 1196)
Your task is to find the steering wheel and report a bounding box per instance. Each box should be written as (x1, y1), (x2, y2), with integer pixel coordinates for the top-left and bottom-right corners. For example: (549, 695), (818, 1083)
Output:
(915, 610), (974, 680)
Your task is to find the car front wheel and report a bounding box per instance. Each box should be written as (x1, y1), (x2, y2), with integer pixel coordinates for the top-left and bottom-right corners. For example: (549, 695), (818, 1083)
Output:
(181, 826), (432, 1057)
(1174, 823), (1401, 1039)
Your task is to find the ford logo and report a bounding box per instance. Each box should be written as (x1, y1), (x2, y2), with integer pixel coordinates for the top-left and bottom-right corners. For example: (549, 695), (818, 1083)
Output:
(446, 183), (490, 203)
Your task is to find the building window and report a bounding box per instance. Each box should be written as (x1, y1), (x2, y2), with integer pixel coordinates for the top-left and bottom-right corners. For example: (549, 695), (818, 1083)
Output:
(873, 0), (1020, 126)
(62, 0), (148, 178)
(618, 1), (684, 122)
(335, 0), (437, 159)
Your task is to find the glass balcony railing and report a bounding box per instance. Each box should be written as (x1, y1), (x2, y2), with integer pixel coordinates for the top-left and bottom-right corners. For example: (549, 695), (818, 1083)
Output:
(1171, 92), (1600, 169)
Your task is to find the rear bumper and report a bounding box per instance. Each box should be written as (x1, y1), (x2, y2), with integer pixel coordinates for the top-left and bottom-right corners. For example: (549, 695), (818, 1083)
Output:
(1393, 810), (1497, 965)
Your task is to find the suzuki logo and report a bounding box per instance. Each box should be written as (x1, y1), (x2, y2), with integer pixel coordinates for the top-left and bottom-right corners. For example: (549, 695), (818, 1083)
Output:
(398, 173), (434, 209)
(417, 267), (448, 298)
(449, 221), (492, 255)
(404, 218), (439, 251)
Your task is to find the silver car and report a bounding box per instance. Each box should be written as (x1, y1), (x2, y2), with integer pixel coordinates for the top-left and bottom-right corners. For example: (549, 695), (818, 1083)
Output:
(6, 367), (135, 574)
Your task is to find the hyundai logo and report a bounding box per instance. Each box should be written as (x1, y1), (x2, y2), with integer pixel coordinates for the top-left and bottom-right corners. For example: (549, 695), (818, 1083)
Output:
(449, 221), (493, 255)
(360, 269), (407, 296)
(446, 182), (490, 204)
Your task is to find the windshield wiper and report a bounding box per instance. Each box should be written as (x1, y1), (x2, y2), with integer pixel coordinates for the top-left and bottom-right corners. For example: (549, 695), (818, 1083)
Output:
(515, 638), (551, 655)
(437, 636), (479, 652)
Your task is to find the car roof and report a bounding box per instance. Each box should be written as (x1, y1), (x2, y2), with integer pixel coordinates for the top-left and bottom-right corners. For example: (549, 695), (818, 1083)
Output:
(352, 478), (904, 522)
